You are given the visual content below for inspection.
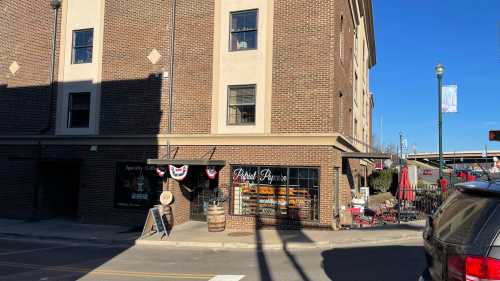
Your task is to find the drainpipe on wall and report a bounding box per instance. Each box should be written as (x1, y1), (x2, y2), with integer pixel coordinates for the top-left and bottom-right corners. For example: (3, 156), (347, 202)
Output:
(40, 0), (62, 134)
(164, 0), (177, 193)
(166, 0), (177, 161)
(32, 0), (61, 220)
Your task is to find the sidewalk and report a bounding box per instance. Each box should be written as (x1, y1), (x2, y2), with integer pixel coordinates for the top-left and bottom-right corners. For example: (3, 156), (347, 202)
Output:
(0, 218), (424, 250)
(137, 220), (424, 250)
(0, 218), (139, 245)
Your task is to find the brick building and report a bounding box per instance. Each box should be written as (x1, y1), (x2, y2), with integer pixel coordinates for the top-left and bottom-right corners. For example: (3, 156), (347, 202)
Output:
(0, 0), (377, 230)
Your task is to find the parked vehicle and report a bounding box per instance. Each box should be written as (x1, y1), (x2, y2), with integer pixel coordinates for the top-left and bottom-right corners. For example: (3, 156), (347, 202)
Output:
(419, 176), (500, 281)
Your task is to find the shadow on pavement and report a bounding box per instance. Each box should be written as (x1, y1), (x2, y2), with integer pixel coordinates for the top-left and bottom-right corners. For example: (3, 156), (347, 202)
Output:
(347, 222), (425, 232)
(321, 245), (425, 281)
(255, 215), (315, 281)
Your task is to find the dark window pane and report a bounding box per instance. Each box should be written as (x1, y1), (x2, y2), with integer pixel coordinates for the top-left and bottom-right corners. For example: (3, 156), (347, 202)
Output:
(230, 10), (257, 51)
(231, 11), (257, 32)
(114, 163), (160, 209)
(74, 30), (93, 47)
(72, 29), (93, 64)
(70, 110), (90, 128)
(68, 92), (90, 128)
(74, 47), (93, 64)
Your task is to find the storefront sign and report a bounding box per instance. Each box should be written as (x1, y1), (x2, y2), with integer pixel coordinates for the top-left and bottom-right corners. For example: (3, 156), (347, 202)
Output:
(168, 165), (189, 181)
(232, 167), (287, 185)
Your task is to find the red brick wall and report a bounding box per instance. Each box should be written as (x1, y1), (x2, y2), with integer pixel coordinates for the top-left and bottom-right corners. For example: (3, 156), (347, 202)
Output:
(0, 1), (61, 134)
(0, 143), (352, 228)
(100, 0), (169, 135)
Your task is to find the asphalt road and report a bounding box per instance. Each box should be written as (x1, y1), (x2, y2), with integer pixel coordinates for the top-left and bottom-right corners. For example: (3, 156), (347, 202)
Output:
(0, 238), (425, 281)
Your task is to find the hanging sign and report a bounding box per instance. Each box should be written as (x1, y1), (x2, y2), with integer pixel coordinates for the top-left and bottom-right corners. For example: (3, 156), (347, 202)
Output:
(205, 166), (218, 180)
(442, 85), (458, 113)
(168, 165), (189, 181)
(160, 191), (173, 205)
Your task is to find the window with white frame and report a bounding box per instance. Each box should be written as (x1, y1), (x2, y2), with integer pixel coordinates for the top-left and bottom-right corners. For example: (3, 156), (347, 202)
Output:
(67, 92), (90, 128)
(230, 10), (258, 51)
(227, 85), (256, 125)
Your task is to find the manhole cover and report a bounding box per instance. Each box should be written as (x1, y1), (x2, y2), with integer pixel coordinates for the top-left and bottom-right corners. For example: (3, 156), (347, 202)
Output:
(227, 232), (253, 237)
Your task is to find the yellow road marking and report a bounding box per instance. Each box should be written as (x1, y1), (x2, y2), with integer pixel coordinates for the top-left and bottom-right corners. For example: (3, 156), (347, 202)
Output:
(0, 261), (214, 279)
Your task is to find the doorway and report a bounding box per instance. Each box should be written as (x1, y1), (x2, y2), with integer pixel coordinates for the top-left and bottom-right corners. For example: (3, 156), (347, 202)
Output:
(40, 161), (80, 219)
(185, 167), (218, 221)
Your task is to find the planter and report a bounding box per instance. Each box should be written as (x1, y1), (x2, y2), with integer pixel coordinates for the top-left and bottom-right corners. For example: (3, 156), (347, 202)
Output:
(207, 204), (225, 232)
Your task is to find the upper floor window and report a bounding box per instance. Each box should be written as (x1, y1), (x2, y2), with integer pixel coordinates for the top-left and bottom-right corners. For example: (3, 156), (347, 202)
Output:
(227, 85), (256, 125)
(230, 10), (258, 51)
(68, 92), (90, 128)
(72, 29), (93, 64)
(340, 15), (344, 62)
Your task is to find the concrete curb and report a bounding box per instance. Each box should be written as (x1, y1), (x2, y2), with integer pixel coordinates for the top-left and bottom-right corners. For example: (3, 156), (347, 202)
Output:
(0, 230), (423, 250)
(135, 234), (422, 250)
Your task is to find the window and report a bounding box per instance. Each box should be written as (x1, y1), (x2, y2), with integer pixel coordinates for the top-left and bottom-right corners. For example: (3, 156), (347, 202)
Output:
(231, 166), (320, 221)
(354, 118), (358, 138)
(230, 10), (258, 51)
(354, 72), (358, 104)
(72, 29), (93, 64)
(68, 92), (90, 128)
(340, 15), (344, 62)
(114, 163), (161, 209)
(227, 85), (256, 125)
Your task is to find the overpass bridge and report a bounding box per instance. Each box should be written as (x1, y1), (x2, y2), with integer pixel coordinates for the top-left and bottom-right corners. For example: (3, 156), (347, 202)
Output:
(407, 150), (500, 167)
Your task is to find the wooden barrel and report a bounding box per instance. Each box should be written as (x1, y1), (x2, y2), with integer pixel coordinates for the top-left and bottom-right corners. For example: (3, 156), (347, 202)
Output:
(207, 205), (225, 232)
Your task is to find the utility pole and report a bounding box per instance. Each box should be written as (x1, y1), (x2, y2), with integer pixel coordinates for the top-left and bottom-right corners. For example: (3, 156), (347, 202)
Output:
(435, 64), (445, 181)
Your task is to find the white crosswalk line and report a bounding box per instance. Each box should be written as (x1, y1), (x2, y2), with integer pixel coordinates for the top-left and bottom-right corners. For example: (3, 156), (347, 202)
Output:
(209, 275), (245, 281)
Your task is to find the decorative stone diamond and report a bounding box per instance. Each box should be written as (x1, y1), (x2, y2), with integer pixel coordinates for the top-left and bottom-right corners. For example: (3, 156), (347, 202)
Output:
(9, 61), (20, 75)
(147, 49), (162, 65)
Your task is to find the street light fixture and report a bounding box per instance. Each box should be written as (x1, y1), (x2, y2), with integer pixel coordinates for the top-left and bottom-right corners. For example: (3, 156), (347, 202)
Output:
(50, 0), (61, 9)
(435, 64), (445, 186)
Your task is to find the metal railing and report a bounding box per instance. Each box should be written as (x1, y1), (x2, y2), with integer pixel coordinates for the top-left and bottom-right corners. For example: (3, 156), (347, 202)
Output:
(397, 184), (451, 221)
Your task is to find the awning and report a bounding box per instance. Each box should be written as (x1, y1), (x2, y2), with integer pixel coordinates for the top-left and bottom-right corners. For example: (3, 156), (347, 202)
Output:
(341, 152), (391, 160)
(146, 159), (226, 166)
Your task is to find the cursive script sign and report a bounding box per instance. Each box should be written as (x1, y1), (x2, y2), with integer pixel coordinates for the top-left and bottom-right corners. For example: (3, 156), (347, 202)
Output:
(233, 167), (287, 185)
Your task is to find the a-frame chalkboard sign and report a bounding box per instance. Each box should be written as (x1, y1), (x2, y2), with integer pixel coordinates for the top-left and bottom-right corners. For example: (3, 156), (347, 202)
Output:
(141, 205), (169, 239)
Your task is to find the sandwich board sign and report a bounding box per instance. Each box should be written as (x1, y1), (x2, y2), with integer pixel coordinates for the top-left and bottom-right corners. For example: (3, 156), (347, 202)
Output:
(141, 205), (169, 239)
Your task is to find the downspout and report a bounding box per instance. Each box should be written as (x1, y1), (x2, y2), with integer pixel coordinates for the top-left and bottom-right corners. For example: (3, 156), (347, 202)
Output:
(164, 0), (177, 194)
(166, 0), (177, 160)
(32, 0), (61, 219)
(40, 0), (61, 134)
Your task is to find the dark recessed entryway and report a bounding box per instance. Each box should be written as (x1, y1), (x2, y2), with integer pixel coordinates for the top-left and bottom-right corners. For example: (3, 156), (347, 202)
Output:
(40, 161), (81, 219)
(184, 167), (218, 222)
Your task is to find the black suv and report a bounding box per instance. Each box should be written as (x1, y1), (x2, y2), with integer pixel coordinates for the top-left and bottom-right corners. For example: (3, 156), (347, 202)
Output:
(420, 177), (500, 281)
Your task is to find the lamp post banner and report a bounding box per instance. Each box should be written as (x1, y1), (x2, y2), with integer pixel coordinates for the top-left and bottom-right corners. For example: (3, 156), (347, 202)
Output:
(442, 85), (458, 113)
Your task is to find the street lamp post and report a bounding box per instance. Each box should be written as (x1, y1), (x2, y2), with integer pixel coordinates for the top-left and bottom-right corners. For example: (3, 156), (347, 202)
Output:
(435, 64), (445, 184)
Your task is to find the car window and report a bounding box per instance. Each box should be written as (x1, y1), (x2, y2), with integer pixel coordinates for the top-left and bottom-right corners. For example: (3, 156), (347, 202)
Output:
(433, 191), (499, 245)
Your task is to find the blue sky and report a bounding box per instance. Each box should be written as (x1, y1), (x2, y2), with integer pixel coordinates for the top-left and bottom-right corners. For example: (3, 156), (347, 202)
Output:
(371, 0), (500, 153)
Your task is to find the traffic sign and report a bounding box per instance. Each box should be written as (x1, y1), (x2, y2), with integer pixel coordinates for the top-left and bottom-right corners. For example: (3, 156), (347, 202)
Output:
(489, 130), (500, 141)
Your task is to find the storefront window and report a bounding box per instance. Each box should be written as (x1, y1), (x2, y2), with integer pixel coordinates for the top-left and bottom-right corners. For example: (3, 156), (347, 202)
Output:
(231, 165), (320, 221)
(114, 162), (160, 209)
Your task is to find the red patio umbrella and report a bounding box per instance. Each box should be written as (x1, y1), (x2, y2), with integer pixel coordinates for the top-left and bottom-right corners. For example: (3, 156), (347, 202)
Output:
(399, 166), (415, 201)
